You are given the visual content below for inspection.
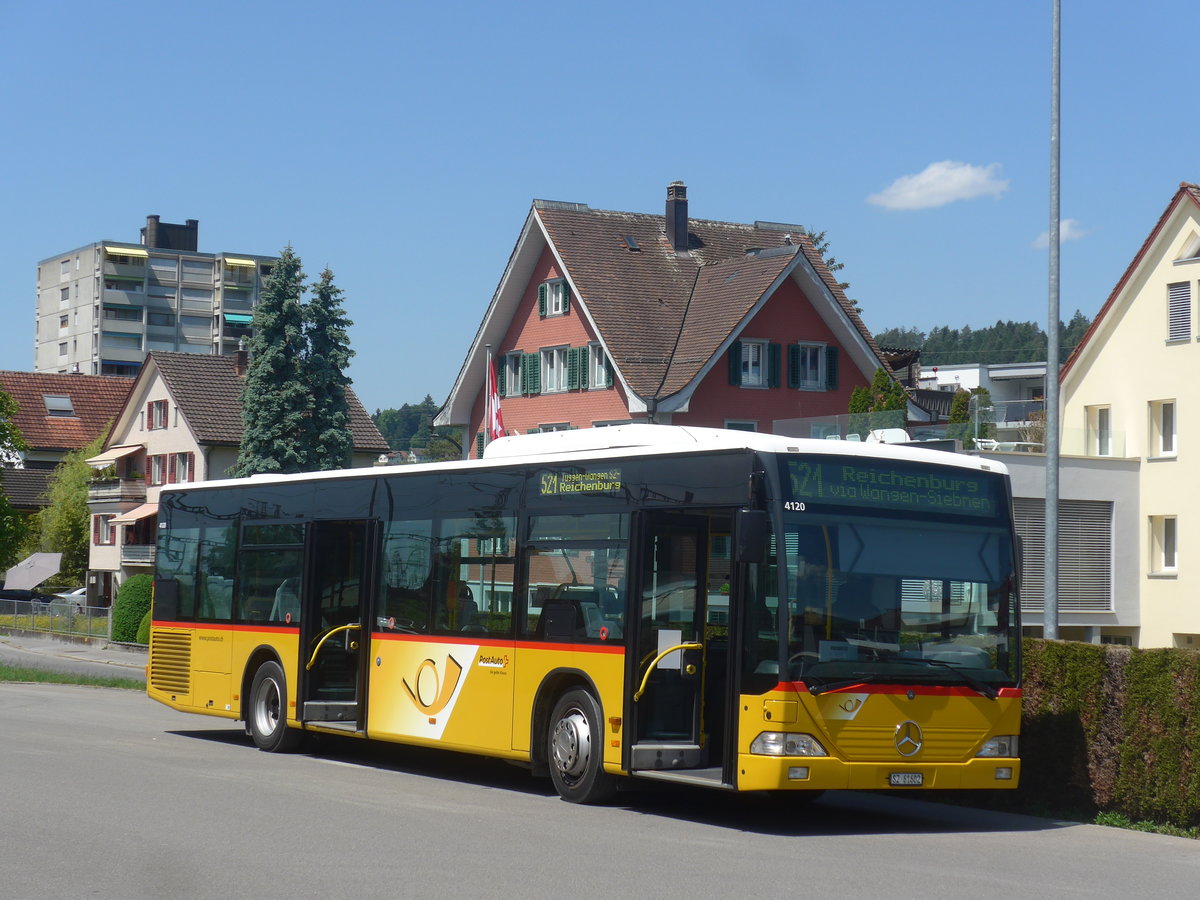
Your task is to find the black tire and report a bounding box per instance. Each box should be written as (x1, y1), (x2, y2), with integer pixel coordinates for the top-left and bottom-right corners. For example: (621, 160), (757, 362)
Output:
(247, 661), (304, 752)
(547, 688), (616, 804)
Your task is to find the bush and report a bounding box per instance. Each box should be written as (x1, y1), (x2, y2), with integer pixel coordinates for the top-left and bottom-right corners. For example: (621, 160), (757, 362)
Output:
(112, 574), (153, 643)
(136, 608), (151, 645)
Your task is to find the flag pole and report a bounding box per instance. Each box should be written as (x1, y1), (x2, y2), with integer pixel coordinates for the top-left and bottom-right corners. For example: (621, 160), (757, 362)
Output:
(484, 343), (492, 450)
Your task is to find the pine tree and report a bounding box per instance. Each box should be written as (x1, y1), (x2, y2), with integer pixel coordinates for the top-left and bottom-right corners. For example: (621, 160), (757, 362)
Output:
(234, 245), (311, 476)
(0, 387), (29, 570)
(804, 227), (859, 312)
(304, 268), (355, 471)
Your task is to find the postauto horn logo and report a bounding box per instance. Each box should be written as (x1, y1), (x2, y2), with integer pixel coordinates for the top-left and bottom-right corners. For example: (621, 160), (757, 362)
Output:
(402, 654), (463, 722)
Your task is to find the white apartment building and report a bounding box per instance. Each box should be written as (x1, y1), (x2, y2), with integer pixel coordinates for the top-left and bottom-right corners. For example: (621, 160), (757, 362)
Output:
(34, 215), (277, 377)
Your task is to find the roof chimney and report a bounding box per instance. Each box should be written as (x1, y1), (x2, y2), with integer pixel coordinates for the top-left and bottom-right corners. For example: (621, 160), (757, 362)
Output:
(666, 181), (688, 254)
(234, 337), (249, 378)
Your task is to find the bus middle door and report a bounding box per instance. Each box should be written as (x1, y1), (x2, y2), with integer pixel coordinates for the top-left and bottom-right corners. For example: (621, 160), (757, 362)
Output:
(299, 519), (377, 732)
(628, 512), (709, 772)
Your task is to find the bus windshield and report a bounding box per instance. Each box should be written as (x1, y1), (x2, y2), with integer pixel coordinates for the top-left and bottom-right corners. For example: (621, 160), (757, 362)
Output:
(772, 457), (1019, 692)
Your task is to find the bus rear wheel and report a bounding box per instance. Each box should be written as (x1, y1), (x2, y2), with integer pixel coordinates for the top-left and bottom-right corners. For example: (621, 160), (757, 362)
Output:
(547, 688), (616, 804)
(248, 661), (304, 753)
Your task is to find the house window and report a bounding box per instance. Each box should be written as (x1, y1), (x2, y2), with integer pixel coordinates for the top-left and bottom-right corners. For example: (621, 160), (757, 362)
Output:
(94, 515), (116, 546)
(58, 315), (68, 329)
(170, 452), (195, 483)
(1150, 515), (1178, 575)
(57, 343), (67, 357)
(588, 343), (612, 389)
(101, 331), (142, 351)
(1086, 405), (1112, 457)
(149, 454), (168, 486)
(538, 280), (569, 317)
(725, 420), (757, 432)
(1168, 282), (1192, 342)
(502, 352), (524, 398)
(147, 400), (168, 430)
(60, 259), (70, 278)
(1150, 400), (1176, 458)
(790, 343), (827, 390)
(59, 287), (70, 303)
(729, 340), (780, 388)
(1013, 498), (1113, 611)
(541, 346), (569, 393)
(104, 306), (143, 322)
(148, 311), (175, 327)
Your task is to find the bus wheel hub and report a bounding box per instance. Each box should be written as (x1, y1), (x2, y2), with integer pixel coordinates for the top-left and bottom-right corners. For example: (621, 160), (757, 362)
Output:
(552, 710), (591, 778)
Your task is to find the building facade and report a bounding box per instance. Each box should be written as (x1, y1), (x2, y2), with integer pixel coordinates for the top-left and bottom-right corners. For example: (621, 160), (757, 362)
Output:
(34, 215), (277, 378)
(437, 183), (892, 451)
(85, 350), (390, 605)
(1061, 181), (1200, 649)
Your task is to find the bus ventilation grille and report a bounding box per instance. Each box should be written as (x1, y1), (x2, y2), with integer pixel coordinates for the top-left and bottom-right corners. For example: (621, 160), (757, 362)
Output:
(149, 630), (191, 694)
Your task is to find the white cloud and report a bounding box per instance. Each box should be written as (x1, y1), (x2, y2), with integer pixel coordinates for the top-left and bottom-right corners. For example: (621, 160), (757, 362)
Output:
(867, 160), (1009, 210)
(1032, 218), (1086, 249)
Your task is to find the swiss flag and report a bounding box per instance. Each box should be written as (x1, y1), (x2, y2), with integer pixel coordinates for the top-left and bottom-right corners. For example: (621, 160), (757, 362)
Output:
(486, 358), (506, 441)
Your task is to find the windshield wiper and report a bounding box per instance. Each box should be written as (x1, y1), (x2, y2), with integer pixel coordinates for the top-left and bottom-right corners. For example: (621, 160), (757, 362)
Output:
(891, 657), (999, 699)
(807, 674), (888, 695)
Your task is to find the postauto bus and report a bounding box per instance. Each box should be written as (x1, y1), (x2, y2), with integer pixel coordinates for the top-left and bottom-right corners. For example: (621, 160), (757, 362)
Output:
(147, 425), (1020, 802)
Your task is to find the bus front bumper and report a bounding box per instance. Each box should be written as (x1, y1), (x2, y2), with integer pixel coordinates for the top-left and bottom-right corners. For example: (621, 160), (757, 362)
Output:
(736, 754), (1021, 792)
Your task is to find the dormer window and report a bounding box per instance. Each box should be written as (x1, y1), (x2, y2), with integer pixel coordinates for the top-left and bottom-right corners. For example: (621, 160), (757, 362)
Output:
(538, 280), (570, 317)
(44, 395), (75, 417)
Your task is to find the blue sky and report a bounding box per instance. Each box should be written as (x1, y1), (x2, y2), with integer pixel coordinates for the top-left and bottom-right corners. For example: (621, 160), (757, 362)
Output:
(1, 1), (1194, 414)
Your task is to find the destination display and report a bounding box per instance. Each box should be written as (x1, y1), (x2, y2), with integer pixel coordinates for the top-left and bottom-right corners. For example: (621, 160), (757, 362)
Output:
(538, 467), (623, 497)
(782, 458), (1001, 519)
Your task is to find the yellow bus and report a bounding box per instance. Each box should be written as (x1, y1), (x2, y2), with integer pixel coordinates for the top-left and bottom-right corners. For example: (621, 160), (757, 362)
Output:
(148, 424), (1021, 803)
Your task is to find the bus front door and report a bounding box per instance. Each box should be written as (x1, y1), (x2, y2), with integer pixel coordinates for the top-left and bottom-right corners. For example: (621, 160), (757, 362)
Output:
(628, 512), (711, 773)
(299, 519), (377, 731)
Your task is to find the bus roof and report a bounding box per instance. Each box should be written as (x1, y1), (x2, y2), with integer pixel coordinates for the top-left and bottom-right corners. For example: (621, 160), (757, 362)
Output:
(170, 424), (1007, 496)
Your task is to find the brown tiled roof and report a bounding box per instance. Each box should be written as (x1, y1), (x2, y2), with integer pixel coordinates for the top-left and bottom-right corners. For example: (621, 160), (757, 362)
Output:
(0, 371), (133, 452)
(149, 352), (390, 452)
(0, 467), (52, 510)
(535, 205), (883, 400)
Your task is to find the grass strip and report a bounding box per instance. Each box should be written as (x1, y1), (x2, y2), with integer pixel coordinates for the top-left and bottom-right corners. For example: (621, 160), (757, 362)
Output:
(0, 663), (144, 691)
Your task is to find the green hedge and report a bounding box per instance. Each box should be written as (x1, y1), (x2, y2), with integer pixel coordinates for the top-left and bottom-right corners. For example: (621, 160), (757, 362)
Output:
(1017, 638), (1200, 828)
(111, 574), (153, 644)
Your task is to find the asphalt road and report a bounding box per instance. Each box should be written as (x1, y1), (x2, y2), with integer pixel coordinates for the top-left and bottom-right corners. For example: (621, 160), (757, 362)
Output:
(1, 682), (1197, 899)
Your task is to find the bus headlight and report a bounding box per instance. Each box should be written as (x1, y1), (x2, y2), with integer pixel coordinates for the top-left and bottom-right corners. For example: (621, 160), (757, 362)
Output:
(976, 735), (1019, 757)
(750, 732), (828, 757)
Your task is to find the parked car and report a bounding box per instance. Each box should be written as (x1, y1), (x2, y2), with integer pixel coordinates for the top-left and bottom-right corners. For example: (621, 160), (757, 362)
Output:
(55, 587), (87, 601)
(0, 588), (57, 605)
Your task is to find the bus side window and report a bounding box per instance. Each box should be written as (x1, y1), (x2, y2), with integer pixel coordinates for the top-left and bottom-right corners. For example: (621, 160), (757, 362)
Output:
(379, 521), (434, 634)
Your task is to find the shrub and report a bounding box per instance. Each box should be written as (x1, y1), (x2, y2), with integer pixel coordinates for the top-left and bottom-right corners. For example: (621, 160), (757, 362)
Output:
(136, 607), (151, 645)
(112, 574), (153, 643)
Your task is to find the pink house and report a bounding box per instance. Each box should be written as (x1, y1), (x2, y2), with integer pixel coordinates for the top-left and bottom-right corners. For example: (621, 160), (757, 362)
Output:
(436, 183), (892, 455)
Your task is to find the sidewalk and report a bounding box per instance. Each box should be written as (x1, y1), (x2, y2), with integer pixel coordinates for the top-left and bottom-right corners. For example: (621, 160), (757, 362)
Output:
(0, 629), (148, 677)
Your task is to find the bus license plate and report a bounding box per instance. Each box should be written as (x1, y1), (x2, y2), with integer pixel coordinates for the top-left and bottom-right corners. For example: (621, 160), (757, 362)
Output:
(890, 772), (923, 786)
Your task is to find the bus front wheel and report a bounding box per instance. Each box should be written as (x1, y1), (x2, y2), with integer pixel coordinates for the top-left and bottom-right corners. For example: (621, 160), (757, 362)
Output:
(547, 688), (616, 804)
(248, 661), (304, 753)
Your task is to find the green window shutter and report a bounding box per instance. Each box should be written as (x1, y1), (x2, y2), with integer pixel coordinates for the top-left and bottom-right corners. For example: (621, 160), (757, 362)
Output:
(825, 347), (839, 391)
(605, 358), (614, 388)
(728, 341), (742, 385)
(566, 347), (581, 390)
(787, 344), (800, 389)
(768, 343), (781, 388)
(524, 352), (541, 395)
(496, 361), (506, 397)
(475, 432), (484, 457)
(562, 283), (570, 313)
(538, 283), (547, 317)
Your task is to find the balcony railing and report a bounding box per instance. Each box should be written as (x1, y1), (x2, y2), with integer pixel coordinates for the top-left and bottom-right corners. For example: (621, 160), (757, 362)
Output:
(88, 478), (147, 504)
(121, 544), (156, 566)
